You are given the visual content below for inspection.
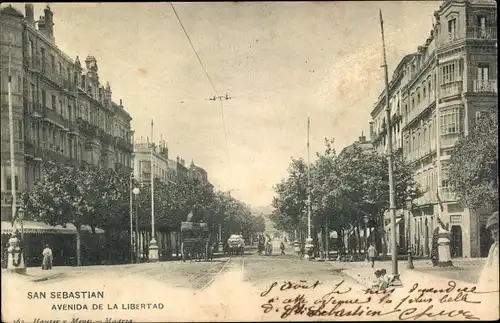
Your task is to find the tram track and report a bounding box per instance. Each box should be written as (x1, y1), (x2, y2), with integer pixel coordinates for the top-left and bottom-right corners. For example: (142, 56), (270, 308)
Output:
(199, 255), (246, 292)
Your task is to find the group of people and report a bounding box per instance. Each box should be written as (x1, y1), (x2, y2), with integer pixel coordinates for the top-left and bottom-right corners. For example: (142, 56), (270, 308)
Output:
(372, 268), (392, 291)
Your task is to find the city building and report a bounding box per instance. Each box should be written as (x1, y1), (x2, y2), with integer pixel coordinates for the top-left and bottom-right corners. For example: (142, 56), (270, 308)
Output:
(1, 4), (134, 221)
(370, 0), (497, 258)
(339, 132), (374, 155)
(1, 4), (133, 266)
(132, 139), (169, 184)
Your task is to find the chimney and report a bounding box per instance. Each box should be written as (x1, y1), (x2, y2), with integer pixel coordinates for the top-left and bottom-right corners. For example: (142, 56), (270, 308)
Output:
(37, 15), (46, 32)
(43, 5), (54, 40)
(25, 4), (35, 26)
(369, 121), (374, 140)
(359, 131), (366, 143)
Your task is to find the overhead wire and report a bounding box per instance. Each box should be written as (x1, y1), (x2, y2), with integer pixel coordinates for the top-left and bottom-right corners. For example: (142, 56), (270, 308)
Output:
(169, 2), (232, 178)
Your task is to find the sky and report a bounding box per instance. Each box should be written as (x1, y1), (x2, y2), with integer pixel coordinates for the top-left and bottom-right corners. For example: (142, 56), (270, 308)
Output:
(7, 1), (441, 208)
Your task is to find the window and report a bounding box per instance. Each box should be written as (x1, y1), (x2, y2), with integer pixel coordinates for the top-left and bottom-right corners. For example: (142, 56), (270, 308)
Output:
(42, 90), (46, 107)
(478, 15), (487, 33)
(52, 95), (56, 110)
(17, 120), (23, 140)
(448, 18), (457, 40)
(41, 48), (45, 71)
(51, 55), (55, 72)
(140, 160), (151, 174)
(441, 63), (457, 85)
(31, 83), (35, 103)
(6, 176), (19, 191)
(17, 76), (21, 92)
(28, 40), (33, 63)
(477, 64), (489, 82)
(423, 86), (426, 99)
(440, 107), (462, 135)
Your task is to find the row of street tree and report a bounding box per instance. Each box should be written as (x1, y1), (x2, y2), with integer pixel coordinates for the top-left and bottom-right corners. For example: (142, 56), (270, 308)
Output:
(270, 138), (421, 256)
(271, 111), (498, 258)
(21, 161), (265, 266)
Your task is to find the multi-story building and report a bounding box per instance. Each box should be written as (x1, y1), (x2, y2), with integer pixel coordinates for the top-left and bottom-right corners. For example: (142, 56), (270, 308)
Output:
(370, 0), (497, 258)
(1, 4), (133, 221)
(133, 140), (169, 185)
(340, 132), (374, 155)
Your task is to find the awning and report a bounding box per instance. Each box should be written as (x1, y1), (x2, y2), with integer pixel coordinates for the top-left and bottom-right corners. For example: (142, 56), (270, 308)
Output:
(1, 221), (104, 235)
(384, 217), (403, 231)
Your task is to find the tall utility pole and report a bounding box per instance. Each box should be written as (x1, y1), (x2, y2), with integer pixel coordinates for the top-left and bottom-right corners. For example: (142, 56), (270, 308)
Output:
(304, 114), (314, 260)
(379, 9), (401, 286)
(148, 120), (159, 262)
(7, 42), (26, 273)
(8, 43), (17, 227)
(129, 174), (134, 263)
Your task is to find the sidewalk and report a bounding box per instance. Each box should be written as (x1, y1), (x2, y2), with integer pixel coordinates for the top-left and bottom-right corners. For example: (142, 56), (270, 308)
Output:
(2, 266), (69, 283)
(340, 260), (476, 289)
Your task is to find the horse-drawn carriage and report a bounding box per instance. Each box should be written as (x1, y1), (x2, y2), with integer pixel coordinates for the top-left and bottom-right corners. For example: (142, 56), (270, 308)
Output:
(180, 221), (213, 262)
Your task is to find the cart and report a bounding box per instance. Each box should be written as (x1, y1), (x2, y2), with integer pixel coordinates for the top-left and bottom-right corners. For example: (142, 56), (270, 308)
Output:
(180, 221), (212, 262)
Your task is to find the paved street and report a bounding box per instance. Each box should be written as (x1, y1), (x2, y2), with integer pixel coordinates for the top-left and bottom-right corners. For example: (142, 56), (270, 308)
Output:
(3, 241), (498, 321)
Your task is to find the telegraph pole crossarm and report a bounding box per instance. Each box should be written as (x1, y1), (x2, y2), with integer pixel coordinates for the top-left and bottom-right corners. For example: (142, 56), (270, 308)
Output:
(379, 9), (402, 287)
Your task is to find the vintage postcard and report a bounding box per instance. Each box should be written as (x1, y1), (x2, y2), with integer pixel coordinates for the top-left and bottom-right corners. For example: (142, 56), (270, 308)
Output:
(1, 1), (499, 322)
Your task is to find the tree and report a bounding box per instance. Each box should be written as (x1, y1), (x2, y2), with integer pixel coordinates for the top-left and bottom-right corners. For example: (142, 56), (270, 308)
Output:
(22, 161), (98, 266)
(271, 137), (422, 256)
(271, 158), (309, 238)
(449, 112), (499, 211)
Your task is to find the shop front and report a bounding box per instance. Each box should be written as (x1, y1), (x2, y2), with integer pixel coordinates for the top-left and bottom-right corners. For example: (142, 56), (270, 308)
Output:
(1, 221), (104, 268)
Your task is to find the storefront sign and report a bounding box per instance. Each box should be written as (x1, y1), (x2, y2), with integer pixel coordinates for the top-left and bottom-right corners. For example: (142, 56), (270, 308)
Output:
(450, 215), (462, 225)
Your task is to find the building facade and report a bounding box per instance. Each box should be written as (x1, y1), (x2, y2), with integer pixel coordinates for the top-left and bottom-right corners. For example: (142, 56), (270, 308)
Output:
(370, 0), (497, 258)
(133, 140), (169, 185)
(1, 5), (133, 221)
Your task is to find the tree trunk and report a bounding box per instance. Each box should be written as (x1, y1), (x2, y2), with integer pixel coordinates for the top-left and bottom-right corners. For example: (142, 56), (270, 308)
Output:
(356, 226), (361, 254)
(76, 227), (82, 267)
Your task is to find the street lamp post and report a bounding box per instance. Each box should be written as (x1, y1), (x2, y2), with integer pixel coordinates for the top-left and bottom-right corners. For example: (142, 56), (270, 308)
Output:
(130, 174), (140, 263)
(405, 197), (414, 269)
(304, 115), (314, 260)
(148, 130), (159, 262)
(379, 10), (401, 286)
(129, 174), (134, 263)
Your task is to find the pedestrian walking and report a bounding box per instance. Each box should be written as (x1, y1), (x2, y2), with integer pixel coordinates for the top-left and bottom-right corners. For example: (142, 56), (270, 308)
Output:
(280, 241), (285, 255)
(42, 244), (53, 270)
(367, 243), (377, 268)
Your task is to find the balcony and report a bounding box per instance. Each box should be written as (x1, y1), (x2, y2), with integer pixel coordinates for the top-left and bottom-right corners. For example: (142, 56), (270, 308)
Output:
(440, 187), (457, 202)
(116, 137), (133, 152)
(41, 107), (70, 130)
(32, 103), (43, 118)
(472, 79), (497, 94)
(41, 148), (73, 165)
(467, 27), (497, 41)
(441, 134), (461, 149)
(415, 190), (434, 206)
(440, 81), (463, 99)
(77, 118), (98, 137)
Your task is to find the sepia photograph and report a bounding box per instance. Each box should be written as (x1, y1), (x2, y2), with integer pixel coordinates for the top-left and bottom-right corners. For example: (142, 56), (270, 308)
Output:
(1, 1), (498, 322)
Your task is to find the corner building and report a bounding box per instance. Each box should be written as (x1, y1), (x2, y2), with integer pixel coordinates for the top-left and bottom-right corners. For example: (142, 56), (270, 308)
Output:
(1, 5), (133, 221)
(370, 0), (497, 258)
